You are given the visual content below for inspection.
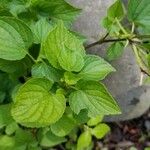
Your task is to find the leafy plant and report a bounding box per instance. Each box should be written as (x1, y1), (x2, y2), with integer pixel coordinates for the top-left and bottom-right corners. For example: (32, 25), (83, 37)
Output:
(0, 0), (149, 149)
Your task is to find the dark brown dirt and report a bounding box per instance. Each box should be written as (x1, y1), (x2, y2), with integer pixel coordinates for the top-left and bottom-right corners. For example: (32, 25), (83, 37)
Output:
(95, 109), (150, 150)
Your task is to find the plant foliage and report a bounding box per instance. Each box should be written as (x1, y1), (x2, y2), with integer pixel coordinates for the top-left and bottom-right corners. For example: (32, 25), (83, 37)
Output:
(0, 0), (149, 149)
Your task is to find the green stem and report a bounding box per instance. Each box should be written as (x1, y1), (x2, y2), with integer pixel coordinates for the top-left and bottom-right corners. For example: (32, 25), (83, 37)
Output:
(27, 52), (37, 63)
(70, 86), (78, 91)
(131, 44), (150, 76)
(131, 22), (135, 33)
(132, 44), (139, 61)
(115, 18), (128, 35)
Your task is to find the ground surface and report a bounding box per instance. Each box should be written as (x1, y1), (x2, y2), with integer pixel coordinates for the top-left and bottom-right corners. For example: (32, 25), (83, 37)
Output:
(95, 109), (150, 150)
(54, 109), (150, 150)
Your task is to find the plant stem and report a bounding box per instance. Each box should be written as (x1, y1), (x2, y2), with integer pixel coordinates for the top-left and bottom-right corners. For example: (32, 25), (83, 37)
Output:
(70, 85), (78, 91)
(131, 22), (135, 33)
(132, 44), (150, 76)
(27, 52), (37, 63)
(85, 38), (127, 49)
(85, 34), (150, 50)
(85, 33), (109, 49)
(115, 18), (128, 35)
(139, 72), (144, 86)
(103, 32), (109, 40)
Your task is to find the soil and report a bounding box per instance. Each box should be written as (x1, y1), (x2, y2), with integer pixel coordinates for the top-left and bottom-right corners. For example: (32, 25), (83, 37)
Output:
(95, 109), (150, 150)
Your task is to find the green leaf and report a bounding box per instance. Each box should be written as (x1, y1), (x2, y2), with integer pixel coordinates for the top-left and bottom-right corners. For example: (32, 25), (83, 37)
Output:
(70, 30), (87, 44)
(0, 133), (37, 150)
(31, 18), (53, 44)
(8, 0), (27, 16)
(15, 128), (37, 146)
(51, 115), (76, 137)
(101, 0), (124, 34)
(0, 57), (33, 75)
(1, 129), (37, 150)
(0, 0), (10, 8)
(141, 42), (150, 50)
(39, 130), (67, 147)
(63, 72), (82, 85)
(138, 25), (150, 35)
(11, 84), (22, 103)
(0, 135), (15, 150)
(101, 17), (113, 30)
(147, 53), (150, 67)
(79, 55), (115, 81)
(77, 130), (92, 150)
(0, 6), (12, 16)
(133, 45), (150, 75)
(5, 122), (18, 135)
(128, 0), (150, 26)
(69, 81), (121, 117)
(42, 21), (85, 70)
(31, 61), (62, 82)
(17, 10), (37, 25)
(91, 123), (110, 139)
(130, 147), (138, 150)
(58, 46), (84, 72)
(0, 17), (33, 60)
(73, 110), (89, 124)
(107, 0), (125, 20)
(11, 78), (66, 127)
(0, 71), (17, 103)
(87, 115), (103, 127)
(101, 17), (120, 34)
(31, 0), (81, 23)
(0, 104), (14, 128)
(0, 91), (5, 103)
(106, 42), (124, 61)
